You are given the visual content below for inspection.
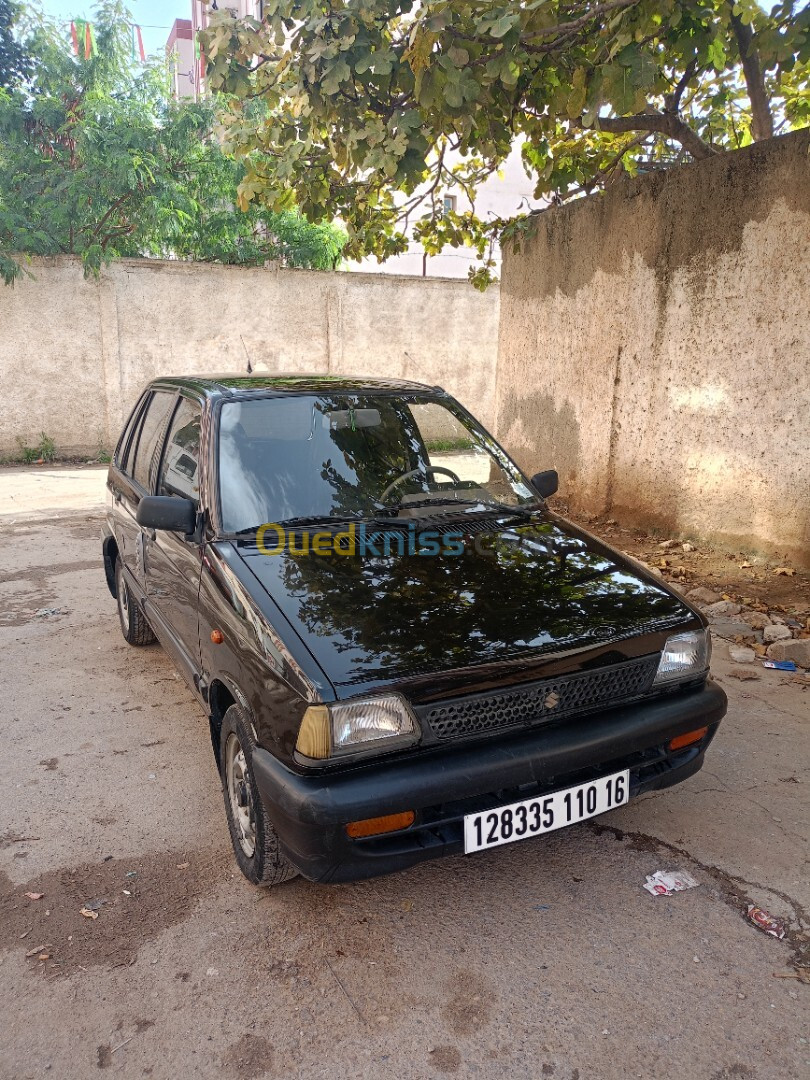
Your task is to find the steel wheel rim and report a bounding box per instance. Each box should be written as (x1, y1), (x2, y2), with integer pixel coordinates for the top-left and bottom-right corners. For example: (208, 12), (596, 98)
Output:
(225, 733), (256, 857)
(117, 566), (130, 632)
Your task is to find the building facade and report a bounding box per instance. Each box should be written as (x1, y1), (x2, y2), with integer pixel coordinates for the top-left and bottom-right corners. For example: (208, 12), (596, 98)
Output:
(167, 2), (262, 100)
(166, 18), (194, 100)
(348, 144), (541, 280)
(165, 3), (541, 277)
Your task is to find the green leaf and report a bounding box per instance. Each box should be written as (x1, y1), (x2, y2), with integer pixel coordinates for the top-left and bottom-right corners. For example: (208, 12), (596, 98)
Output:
(707, 36), (727, 72)
(489, 14), (517, 39)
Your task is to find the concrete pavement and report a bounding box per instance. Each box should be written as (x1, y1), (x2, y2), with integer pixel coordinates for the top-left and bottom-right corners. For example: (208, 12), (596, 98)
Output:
(0, 463), (107, 520)
(0, 492), (807, 1079)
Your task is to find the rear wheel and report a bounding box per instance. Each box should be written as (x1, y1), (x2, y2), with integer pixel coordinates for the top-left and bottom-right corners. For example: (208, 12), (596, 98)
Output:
(115, 556), (155, 646)
(220, 704), (299, 887)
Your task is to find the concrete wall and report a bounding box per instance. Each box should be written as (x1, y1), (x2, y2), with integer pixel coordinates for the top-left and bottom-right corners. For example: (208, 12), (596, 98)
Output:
(0, 259), (499, 456)
(495, 129), (810, 565)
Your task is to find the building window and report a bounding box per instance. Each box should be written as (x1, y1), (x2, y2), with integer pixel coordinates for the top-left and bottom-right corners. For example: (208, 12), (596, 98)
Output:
(442, 194), (457, 215)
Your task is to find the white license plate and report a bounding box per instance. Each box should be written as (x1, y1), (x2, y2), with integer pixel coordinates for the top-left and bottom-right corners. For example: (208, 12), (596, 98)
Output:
(463, 769), (630, 854)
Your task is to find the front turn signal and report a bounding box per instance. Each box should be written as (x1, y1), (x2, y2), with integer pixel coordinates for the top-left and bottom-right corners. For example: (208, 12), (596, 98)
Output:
(345, 811), (415, 839)
(668, 726), (709, 752)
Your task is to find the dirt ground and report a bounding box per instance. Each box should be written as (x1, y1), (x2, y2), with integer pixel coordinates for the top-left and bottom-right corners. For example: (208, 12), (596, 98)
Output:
(0, 468), (808, 1079)
(563, 505), (810, 624)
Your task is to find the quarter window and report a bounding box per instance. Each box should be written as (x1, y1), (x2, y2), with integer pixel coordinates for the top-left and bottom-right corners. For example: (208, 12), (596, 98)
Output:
(158, 399), (202, 505)
(116, 394), (147, 475)
(132, 392), (176, 491)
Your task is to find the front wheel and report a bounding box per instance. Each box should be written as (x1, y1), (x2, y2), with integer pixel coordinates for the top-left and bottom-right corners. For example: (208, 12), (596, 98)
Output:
(115, 557), (155, 646)
(220, 704), (299, 887)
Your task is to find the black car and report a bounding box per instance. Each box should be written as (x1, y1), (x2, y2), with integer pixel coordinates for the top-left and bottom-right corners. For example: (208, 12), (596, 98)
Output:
(102, 375), (726, 886)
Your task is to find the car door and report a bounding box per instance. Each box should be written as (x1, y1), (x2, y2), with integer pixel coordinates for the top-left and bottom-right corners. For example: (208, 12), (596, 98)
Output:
(107, 391), (147, 572)
(110, 390), (178, 599)
(144, 395), (204, 690)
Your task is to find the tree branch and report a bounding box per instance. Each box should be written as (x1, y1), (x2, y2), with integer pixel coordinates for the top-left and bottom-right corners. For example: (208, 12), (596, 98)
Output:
(522, 0), (642, 43)
(581, 111), (718, 160)
(664, 59), (698, 114)
(88, 191), (135, 242)
(729, 7), (774, 141)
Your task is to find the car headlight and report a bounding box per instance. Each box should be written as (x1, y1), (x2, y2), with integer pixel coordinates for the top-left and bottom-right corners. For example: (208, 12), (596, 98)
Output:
(295, 695), (419, 762)
(653, 630), (711, 686)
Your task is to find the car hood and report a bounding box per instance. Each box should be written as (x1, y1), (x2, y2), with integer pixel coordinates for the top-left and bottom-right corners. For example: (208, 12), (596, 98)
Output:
(236, 511), (694, 699)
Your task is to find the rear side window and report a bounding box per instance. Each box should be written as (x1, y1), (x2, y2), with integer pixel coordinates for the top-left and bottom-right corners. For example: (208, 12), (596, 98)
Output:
(116, 395), (147, 475)
(132, 391), (176, 491)
(158, 399), (202, 506)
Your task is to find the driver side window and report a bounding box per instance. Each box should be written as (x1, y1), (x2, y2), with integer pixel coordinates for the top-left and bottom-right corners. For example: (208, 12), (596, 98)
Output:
(409, 402), (489, 486)
(407, 401), (530, 507)
(158, 399), (202, 506)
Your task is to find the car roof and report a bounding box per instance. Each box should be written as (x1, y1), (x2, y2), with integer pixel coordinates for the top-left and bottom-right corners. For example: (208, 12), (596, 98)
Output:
(148, 374), (440, 398)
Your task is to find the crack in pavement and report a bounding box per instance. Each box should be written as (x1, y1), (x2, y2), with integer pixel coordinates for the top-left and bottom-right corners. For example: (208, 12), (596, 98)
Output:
(587, 820), (810, 968)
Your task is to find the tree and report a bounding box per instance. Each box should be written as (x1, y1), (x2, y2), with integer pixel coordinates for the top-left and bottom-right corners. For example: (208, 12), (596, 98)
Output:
(0, 1), (346, 285)
(154, 105), (347, 269)
(0, 0), (30, 89)
(202, 1), (810, 286)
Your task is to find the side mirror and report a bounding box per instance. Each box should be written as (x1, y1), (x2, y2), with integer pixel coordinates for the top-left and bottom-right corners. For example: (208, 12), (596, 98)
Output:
(136, 495), (196, 536)
(531, 469), (559, 499)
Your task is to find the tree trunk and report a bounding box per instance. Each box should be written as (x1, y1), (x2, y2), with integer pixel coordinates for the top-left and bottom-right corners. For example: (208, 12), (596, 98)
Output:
(729, 8), (774, 142)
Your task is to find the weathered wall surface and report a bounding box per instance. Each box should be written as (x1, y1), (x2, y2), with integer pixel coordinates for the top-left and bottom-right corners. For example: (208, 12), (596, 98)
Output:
(0, 259), (499, 456)
(496, 129), (810, 565)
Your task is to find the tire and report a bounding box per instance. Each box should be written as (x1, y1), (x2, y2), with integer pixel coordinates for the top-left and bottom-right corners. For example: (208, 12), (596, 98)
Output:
(115, 556), (156, 646)
(220, 703), (299, 887)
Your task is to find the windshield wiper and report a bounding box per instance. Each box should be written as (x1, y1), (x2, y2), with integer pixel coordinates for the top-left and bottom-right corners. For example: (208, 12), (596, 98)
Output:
(277, 514), (365, 528)
(219, 513), (379, 539)
(495, 501), (544, 518)
(385, 497), (480, 512)
(386, 498), (546, 519)
(221, 516), (358, 536)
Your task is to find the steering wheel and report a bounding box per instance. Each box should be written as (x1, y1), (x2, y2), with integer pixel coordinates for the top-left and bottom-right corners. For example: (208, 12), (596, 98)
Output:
(379, 465), (462, 505)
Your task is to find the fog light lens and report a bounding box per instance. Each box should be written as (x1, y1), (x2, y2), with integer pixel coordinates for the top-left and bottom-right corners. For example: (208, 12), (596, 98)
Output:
(346, 811), (415, 838)
(669, 726), (709, 751)
(653, 630), (710, 686)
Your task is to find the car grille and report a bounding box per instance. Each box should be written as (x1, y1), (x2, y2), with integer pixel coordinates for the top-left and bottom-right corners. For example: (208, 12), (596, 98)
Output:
(415, 654), (660, 742)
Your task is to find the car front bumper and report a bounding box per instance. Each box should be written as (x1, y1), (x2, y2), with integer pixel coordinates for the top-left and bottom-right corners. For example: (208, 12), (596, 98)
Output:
(252, 680), (727, 883)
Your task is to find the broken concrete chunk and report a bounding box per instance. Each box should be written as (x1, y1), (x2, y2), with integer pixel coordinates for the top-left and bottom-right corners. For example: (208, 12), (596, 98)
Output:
(709, 618), (763, 642)
(736, 609), (771, 630)
(637, 560), (665, 580)
(685, 587), (722, 605)
(766, 640), (810, 667)
(729, 645), (756, 664)
(705, 601), (743, 617)
(763, 624), (792, 644)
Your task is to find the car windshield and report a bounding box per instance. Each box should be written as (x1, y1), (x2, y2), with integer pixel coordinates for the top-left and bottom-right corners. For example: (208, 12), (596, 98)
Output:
(217, 392), (537, 533)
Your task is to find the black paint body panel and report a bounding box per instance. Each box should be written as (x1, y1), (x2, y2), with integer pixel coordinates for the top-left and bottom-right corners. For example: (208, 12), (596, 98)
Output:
(102, 375), (727, 883)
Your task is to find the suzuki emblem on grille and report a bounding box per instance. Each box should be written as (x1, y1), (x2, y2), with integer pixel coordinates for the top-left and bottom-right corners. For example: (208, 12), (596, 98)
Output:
(543, 691), (560, 710)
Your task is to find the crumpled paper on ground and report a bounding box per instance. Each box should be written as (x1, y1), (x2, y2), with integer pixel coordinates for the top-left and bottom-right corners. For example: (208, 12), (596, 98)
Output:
(643, 870), (700, 896)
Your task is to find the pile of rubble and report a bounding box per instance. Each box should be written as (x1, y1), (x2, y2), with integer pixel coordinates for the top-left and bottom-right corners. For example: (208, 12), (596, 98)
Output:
(683, 586), (810, 668)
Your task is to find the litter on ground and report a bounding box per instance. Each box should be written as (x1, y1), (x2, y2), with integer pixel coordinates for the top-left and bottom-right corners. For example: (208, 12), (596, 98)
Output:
(747, 905), (787, 939)
(643, 870), (700, 896)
